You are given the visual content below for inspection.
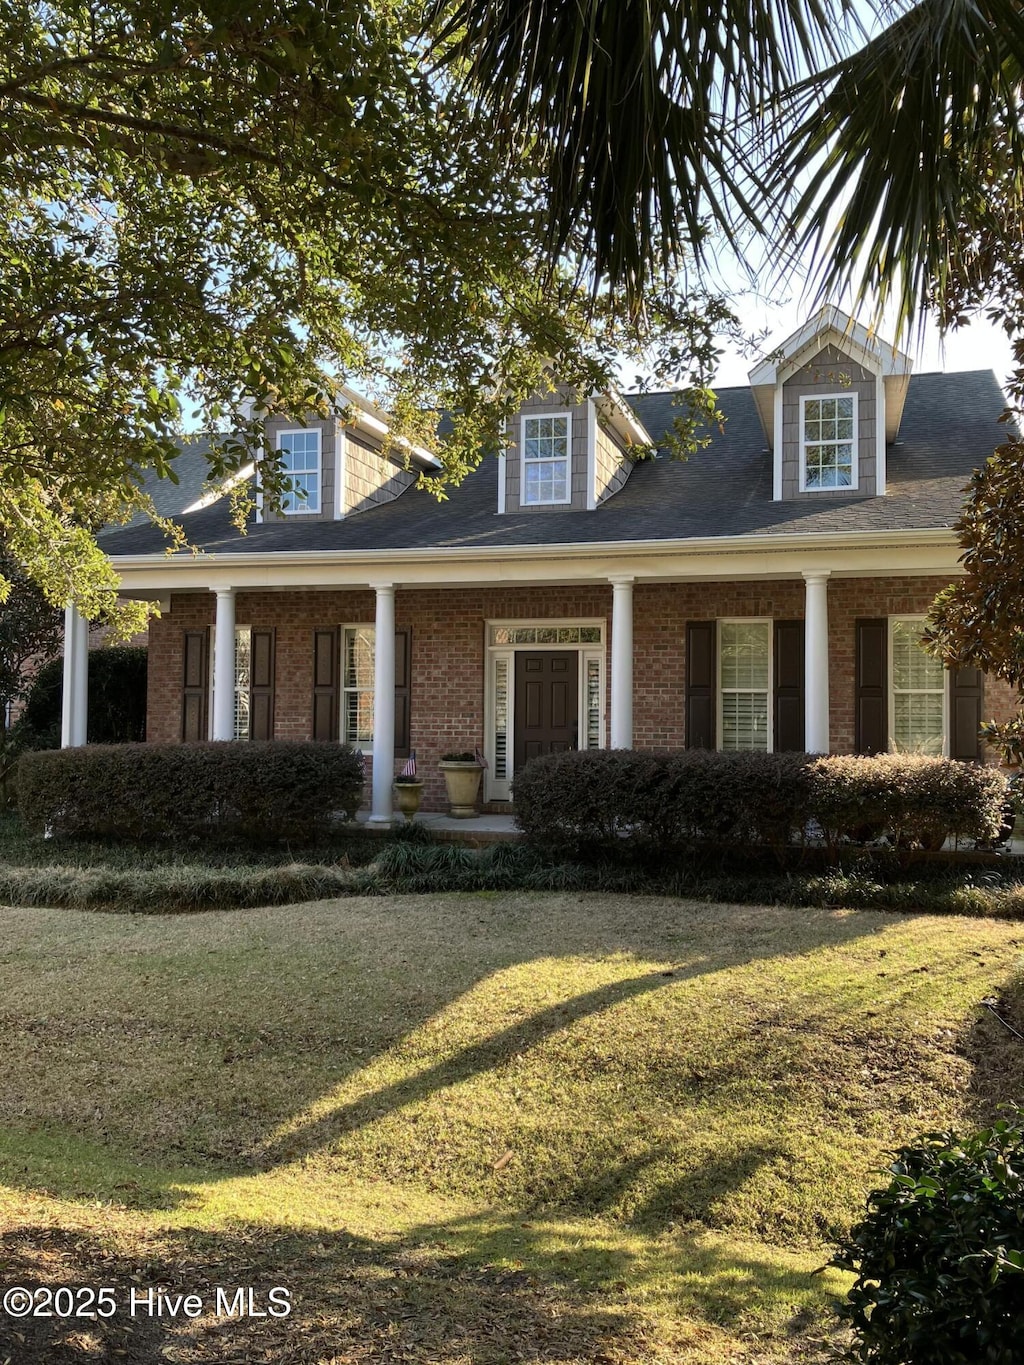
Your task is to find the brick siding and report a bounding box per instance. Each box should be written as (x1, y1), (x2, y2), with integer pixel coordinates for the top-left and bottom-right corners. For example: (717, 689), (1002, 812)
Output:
(146, 578), (1021, 812)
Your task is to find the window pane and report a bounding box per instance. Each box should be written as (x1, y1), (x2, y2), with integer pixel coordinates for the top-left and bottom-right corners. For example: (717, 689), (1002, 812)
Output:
(721, 693), (770, 752)
(893, 694), (945, 755)
(494, 656), (509, 779)
(720, 622), (770, 689)
(586, 657), (602, 749)
(522, 416), (569, 503)
(233, 627), (251, 741)
(279, 431), (320, 512)
(890, 618), (944, 754)
(343, 628), (375, 744)
(892, 620), (943, 690)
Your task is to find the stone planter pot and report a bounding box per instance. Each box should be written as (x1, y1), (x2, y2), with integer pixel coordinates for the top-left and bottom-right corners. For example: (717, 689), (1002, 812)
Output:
(392, 780), (424, 822)
(438, 761), (483, 818)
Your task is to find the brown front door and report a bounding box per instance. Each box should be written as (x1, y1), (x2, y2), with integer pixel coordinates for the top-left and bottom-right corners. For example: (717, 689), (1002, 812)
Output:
(514, 651), (578, 772)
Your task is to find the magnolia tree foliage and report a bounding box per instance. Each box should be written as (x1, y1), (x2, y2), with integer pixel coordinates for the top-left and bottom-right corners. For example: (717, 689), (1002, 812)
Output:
(0, 0), (732, 628)
(0, 550), (62, 724)
(921, 172), (1024, 762)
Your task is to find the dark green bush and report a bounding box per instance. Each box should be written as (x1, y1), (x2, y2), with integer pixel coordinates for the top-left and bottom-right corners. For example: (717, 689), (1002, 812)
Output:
(512, 750), (1005, 860)
(18, 645), (148, 748)
(17, 741), (364, 842)
(832, 1115), (1024, 1364)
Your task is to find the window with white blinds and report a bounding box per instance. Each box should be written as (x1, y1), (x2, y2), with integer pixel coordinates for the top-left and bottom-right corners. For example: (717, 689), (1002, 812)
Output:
(719, 620), (772, 752)
(890, 618), (946, 755)
(343, 626), (375, 747)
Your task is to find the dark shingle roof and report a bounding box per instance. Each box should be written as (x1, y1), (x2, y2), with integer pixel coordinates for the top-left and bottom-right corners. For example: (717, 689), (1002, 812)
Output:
(100, 370), (1007, 557)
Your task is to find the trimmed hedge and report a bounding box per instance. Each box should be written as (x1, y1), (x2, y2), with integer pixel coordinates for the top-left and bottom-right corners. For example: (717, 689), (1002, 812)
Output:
(512, 749), (1006, 859)
(17, 741), (364, 842)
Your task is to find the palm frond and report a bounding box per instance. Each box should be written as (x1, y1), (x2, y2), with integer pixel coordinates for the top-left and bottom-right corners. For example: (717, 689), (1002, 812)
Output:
(426, 0), (859, 310)
(776, 0), (1024, 331)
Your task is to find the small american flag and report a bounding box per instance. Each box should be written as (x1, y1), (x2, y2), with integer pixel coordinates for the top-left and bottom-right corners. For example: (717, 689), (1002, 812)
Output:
(354, 749), (366, 777)
(399, 751), (417, 778)
(474, 747), (489, 770)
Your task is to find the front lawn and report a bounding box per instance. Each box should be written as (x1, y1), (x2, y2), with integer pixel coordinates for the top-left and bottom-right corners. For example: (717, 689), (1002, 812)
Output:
(0, 893), (1021, 1362)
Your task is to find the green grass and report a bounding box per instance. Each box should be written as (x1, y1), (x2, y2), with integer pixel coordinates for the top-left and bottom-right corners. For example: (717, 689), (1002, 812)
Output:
(0, 892), (1022, 1362)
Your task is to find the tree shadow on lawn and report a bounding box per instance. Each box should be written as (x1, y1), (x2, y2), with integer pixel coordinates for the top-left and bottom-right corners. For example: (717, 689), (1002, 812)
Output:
(0, 899), (892, 1221)
(253, 904), (892, 1174)
(0, 1218), (657, 1364)
(0, 1188), (845, 1365)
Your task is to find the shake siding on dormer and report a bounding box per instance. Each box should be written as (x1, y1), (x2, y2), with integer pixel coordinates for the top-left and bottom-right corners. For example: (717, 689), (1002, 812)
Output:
(780, 345), (878, 498)
(262, 414), (336, 522)
(343, 430), (416, 515)
(504, 389), (590, 512)
(594, 419), (631, 503)
(502, 389), (633, 512)
(261, 415), (416, 521)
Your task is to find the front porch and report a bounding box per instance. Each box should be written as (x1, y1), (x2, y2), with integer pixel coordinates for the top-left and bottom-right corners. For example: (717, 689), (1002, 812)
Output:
(63, 535), (1018, 823)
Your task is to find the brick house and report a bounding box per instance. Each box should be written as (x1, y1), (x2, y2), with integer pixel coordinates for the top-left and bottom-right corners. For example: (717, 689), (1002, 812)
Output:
(81, 306), (1017, 818)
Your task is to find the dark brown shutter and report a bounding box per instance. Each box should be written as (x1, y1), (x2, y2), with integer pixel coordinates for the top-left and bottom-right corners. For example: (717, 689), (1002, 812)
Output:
(855, 618), (888, 754)
(774, 620), (805, 752)
(312, 627), (340, 741)
(249, 629), (276, 741)
(949, 666), (984, 762)
(394, 626), (412, 759)
(181, 630), (209, 741)
(686, 621), (716, 749)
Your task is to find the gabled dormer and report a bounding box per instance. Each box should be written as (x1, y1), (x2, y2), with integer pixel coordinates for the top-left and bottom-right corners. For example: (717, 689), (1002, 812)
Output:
(497, 385), (650, 514)
(257, 387), (441, 523)
(748, 306), (913, 500)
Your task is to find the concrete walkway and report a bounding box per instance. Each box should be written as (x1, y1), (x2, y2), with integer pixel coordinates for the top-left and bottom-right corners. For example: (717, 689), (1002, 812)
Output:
(355, 810), (521, 843)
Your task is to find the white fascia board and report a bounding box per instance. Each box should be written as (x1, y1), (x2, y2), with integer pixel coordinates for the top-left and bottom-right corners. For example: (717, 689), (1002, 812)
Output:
(337, 383), (442, 470)
(185, 463), (257, 515)
(748, 306), (913, 386)
(108, 526), (960, 591)
(593, 391), (653, 448)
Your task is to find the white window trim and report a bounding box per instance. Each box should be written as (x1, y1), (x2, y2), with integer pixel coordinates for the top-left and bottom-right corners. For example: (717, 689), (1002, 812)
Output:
(798, 392), (859, 493)
(334, 426), (347, 520)
(520, 412), (573, 507)
(484, 618), (606, 802)
(276, 427), (322, 515)
(341, 622), (376, 754)
(887, 616), (949, 757)
(585, 400), (597, 510)
(716, 618), (774, 754)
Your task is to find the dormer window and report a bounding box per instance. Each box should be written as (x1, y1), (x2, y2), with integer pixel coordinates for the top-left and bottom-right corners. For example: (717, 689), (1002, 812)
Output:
(800, 394), (857, 491)
(278, 429), (321, 514)
(522, 414), (571, 505)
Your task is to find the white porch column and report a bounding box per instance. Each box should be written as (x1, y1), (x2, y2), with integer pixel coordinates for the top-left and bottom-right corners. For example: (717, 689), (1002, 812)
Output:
(369, 583), (396, 824)
(804, 571), (831, 753)
(61, 605), (88, 747)
(212, 587), (237, 741)
(609, 575), (634, 749)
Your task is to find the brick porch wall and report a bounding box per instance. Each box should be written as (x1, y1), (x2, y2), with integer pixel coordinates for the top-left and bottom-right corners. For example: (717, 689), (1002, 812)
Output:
(146, 578), (1021, 812)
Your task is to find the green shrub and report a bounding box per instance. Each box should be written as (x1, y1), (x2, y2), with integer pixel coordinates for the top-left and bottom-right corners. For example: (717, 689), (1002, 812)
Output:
(512, 750), (1005, 861)
(17, 741), (364, 842)
(832, 1115), (1024, 1364)
(18, 645), (148, 748)
(813, 754), (1006, 852)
